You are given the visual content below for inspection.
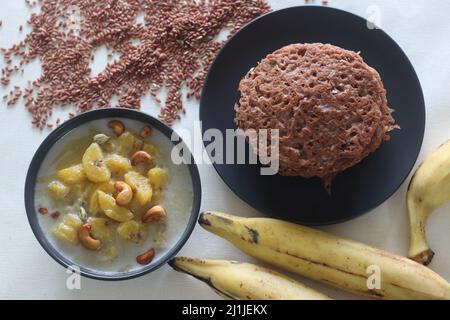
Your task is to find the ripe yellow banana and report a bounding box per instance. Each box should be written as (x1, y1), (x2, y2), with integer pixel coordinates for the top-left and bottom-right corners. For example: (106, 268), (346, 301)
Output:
(169, 257), (331, 300)
(407, 140), (450, 265)
(199, 211), (450, 300)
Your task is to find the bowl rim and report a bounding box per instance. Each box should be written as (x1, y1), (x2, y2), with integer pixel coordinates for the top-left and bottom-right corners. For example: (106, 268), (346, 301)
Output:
(24, 108), (202, 281)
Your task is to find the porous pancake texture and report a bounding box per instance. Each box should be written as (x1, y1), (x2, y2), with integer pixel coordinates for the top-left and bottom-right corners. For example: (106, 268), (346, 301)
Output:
(235, 43), (398, 186)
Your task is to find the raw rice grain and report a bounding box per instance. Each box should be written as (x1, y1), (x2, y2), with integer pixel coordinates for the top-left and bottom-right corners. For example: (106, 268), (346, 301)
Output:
(1, 0), (271, 129)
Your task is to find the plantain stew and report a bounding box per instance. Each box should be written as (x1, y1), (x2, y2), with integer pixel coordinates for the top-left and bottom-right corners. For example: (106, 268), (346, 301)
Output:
(38, 120), (177, 268)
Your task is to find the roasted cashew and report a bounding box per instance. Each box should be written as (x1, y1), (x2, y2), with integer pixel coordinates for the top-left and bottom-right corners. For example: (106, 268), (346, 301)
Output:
(114, 181), (133, 206)
(131, 150), (153, 166)
(107, 120), (125, 137)
(140, 126), (152, 139)
(78, 224), (101, 251)
(142, 205), (166, 223)
(136, 248), (156, 265)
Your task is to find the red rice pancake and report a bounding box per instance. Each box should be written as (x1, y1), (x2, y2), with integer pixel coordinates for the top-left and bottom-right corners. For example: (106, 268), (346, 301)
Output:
(235, 43), (398, 187)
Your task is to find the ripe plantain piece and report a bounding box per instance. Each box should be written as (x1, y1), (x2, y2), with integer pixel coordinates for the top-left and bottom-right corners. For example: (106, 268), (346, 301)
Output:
(82, 143), (111, 183)
(407, 140), (450, 265)
(169, 257), (331, 300)
(198, 211), (450, 300)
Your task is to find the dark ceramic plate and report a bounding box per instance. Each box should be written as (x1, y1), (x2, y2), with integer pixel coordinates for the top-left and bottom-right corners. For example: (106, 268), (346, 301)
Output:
(199, 6), (425, 225)
(25, 109), (201, 280)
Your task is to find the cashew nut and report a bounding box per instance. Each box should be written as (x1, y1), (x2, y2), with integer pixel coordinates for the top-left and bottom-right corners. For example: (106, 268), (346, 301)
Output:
(108, 120), (125, 137)
(78, 224), (101, 251)
(136, 248), (156, 265)
(142, 205), (166, 223)
(140, 126), (152, 139)
(131, 150), (153, 166)
(114, 181), (133, 206)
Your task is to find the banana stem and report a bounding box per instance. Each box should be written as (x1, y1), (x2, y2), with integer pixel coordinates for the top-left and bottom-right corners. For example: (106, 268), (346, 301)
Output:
(407, 197), (434, 265)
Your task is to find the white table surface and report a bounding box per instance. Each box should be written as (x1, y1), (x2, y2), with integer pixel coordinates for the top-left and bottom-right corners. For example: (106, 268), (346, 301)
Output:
(1, 0), (449, 300)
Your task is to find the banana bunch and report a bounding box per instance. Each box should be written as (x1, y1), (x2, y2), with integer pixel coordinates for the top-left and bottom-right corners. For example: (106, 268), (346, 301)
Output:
(169, 257), (330, 300)
(198, 211), (450, 300)
(407, 140), (450, 265)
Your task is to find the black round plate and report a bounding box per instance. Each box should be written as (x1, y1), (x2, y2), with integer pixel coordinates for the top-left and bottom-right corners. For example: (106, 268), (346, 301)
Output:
(199, 6), (425, 226)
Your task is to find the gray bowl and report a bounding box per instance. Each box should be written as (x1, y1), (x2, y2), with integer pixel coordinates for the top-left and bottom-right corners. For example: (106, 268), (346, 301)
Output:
(24, 109), (201, 280)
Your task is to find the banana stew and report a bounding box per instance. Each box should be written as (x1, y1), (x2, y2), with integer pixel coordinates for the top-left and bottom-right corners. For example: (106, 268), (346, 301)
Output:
(35, 119), (193, 272)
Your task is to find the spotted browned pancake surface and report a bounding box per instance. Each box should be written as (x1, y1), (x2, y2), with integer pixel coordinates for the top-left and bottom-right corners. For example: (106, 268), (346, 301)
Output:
(235, 43), (398, 186)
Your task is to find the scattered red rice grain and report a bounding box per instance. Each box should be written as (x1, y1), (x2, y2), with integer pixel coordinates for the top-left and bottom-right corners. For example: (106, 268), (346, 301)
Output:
(1, 0), (271, 129)
(38, 207), (48, 215)
(50, 211), (61, 219)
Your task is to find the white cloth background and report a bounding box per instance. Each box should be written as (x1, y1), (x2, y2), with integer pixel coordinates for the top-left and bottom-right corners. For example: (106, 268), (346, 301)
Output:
(0, 0), (449, 299)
